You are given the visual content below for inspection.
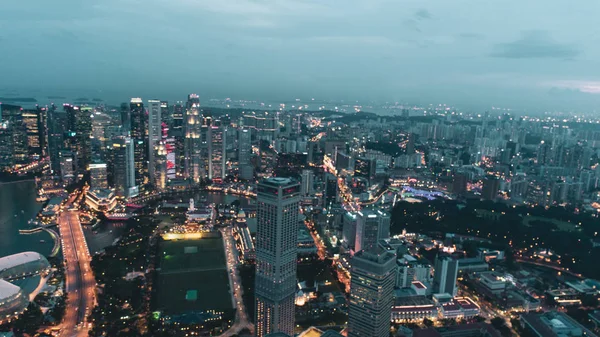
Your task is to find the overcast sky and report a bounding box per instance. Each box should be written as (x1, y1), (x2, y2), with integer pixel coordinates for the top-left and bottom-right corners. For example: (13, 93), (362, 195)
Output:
(2, 0), (600, 112)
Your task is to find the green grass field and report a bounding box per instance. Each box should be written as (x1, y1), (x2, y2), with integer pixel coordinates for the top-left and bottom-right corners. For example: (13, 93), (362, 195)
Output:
(156, 238), (232, 314)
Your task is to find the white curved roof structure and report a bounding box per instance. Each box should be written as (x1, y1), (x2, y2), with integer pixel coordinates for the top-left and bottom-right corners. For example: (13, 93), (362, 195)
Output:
(0, 252), (46, 271)
(0, 280), (20, 299)
(0, 279), (28, 324)
(0, 252), (50, 323)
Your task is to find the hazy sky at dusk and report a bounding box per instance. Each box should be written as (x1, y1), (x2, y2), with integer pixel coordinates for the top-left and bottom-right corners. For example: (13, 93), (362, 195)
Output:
(2, 0), (600, 112)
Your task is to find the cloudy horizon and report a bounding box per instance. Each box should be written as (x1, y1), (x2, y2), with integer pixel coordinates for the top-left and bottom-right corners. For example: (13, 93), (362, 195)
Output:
(2, 0), (600, 113)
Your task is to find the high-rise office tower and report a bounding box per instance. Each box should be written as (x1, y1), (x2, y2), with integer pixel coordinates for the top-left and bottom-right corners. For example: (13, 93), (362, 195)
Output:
(74, 106), (93, 173)
(184, 94), (202, 182)
(324, 173), (338, 207)
(46, 105), (65, 175)
(452, 173), (468, 195)
(89, 162), (108, 189)
(170, 101), (185, 176)
(354, 210), (390, 253)
(147, 99), (162, 181)
(130, 98), (147, 186)
(255, 178), (301, 337)
(210, 122), (226, 180)
(21, 107), (45, 160)
(200, 115), (213, 179)
(354, 157), (376, 182)
(111, 136), (136, 197)
(238, 128), (253, 180)
(300, 169), (314, 196)
(59, 151), (75, 185)
(432, 255), (459, 296)
(160, 101), (169, 125)
(155, 141), (167, 190)
(482, 176), (500, 200)
(0, 103), (28, 166)
(348, 248), (396, 337)
(406, 133), (415, 154)
(120, 103), (131, 132)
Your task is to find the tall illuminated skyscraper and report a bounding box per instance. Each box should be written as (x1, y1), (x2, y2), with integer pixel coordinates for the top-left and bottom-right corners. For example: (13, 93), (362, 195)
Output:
(348, 248), (396, 337)
(255, 178), (300, 337)
(147, 99), (162, 180)
(238, 128), (253, 180)
(89, 162), (108, 189)
(112, 136), (136, 197)
(300, 169), (314, 196)
(184, 94), (201, 182)
(130, 98), (147, 186)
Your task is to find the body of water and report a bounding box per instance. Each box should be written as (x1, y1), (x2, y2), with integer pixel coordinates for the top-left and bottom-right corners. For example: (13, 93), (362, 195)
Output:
(0, 180), (53, 257)
(0, 182), (256, 258)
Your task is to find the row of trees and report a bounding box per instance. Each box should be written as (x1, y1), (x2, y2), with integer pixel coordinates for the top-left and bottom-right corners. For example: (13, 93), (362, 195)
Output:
(391, 199), (600, 279)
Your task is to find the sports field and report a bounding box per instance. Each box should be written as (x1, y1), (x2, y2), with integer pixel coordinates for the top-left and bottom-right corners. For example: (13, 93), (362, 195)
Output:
(156, 236), (232, 314)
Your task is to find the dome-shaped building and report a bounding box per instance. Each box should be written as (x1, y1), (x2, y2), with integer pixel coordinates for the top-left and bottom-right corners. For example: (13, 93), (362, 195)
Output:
(0, 251), (51, 323)
(0, 280), (29, 324)
(0, 251), (50, 280)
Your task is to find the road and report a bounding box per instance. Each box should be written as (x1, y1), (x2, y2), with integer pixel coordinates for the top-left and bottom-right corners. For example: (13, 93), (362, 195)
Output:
(58, 194), (96, 337)
(220, 227), (254, 337)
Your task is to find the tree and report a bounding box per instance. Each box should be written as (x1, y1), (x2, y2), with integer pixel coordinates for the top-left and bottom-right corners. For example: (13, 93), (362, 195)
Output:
(423, 318), (434, 327)
(491, 317), (506, 330)
(474, 315), (487, 323)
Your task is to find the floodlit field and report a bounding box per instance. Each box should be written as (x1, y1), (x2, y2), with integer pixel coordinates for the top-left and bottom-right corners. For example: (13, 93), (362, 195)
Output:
(156, 237), (232, 314)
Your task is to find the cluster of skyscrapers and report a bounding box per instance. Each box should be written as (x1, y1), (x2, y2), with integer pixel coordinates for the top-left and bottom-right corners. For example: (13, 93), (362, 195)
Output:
(0, 95), (256, 198)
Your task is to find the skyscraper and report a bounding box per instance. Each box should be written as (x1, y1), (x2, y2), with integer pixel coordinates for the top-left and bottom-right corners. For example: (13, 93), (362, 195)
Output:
(200, 115), (213, 179)
(0, 103), (27, 167)
(255, 178), (300, 337)
(147, 99), (162, 181)
(348, 248), (396, 337)
(155, 141), (167, 190)
(111, 136), (136, 197)
(47, 105), (66, 175)
(300, 169), (314, 196)
(184, 94), (202, 182)
(354, 210), (391, 253)
(21, 107), (45, 160)
(89, 162), (108, 189)
(170, 101), (185, 176)
(482, 176), (500, 200)
(59, 151), (75, 185)
(432, 255), (459, 296)
(238, 128), (253, 180)
(130, 98), (147, 186)
(210, 122), (226, 180)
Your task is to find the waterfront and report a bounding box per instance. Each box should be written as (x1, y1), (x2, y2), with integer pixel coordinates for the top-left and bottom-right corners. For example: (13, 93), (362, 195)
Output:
(0, 180), (52, 257)
(83, 191), (255, 254)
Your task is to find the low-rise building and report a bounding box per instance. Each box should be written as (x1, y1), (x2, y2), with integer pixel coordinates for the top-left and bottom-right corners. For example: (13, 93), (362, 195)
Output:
(478, 272), (507, 294)
(86, 188), (117, 212)
(391, 296), (437, 323)
(521, 311), (598, 337)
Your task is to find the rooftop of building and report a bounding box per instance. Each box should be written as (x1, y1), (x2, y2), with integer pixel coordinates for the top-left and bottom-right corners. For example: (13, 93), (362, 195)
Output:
(394, 295), (434, 307)
(87, 188), (115, 199)
(0, 252), (48, 272)
(480, 272), (506, 283)
(262, 177), (296, 186)
(521, 311), (598, 337)
(412, 324), (501, 337)
(0, 279), (21, 300)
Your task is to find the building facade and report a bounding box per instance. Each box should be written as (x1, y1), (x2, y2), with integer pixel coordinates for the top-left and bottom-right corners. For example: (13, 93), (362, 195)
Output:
(348, 248), (397, 337)
(255, 178), (301, 337)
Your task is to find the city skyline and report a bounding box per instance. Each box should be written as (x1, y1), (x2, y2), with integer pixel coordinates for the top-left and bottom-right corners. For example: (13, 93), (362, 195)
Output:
(3, 1), (600, 112)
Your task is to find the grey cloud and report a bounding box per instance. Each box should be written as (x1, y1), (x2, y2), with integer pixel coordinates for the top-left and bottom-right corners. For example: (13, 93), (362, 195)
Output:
(490, 31), (579, 59)
(415, 9), (432, 20)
